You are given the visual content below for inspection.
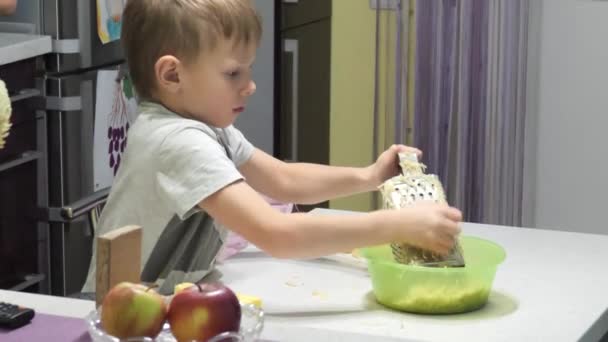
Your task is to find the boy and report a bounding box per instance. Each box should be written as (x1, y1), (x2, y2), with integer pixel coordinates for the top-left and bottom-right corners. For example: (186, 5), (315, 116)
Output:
(82, 0), (462, 295)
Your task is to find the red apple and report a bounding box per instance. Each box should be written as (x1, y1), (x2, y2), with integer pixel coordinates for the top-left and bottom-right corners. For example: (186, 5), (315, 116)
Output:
(168, 282), (241, 342)
(100, 282), (168, 339)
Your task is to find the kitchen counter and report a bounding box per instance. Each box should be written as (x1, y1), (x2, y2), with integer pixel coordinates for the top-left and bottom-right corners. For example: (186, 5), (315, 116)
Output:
(0, 33), (51, 65)
(2, 208), (608, 341)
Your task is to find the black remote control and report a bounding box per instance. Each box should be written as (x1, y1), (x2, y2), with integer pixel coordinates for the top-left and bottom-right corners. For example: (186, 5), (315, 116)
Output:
(0, 302), (35, 329)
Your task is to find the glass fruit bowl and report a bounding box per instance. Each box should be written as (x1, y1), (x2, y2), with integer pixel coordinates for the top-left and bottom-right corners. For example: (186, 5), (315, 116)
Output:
(85, 302), (264, 342)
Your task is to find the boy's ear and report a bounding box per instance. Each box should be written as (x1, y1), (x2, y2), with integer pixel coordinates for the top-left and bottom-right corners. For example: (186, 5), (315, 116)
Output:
(155, 55), (182, 93)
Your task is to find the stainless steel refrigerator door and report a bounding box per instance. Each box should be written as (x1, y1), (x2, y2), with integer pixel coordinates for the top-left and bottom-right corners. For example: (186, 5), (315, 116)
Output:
(45, 64), (122, 295)
(233, 0), (276, 155)
(42, 0), (124, 72)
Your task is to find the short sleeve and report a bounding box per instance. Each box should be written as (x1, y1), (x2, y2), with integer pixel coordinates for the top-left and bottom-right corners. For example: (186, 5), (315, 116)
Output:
(155, 127), (244, 219)
(220, 125), (254, 167)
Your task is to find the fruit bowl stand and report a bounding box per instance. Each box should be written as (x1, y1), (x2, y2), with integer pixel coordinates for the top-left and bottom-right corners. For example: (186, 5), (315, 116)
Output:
(86, 302), (264, 342)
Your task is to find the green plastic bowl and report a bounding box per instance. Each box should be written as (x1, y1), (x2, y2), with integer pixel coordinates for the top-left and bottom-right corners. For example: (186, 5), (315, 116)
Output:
(361, 236), (506, 314)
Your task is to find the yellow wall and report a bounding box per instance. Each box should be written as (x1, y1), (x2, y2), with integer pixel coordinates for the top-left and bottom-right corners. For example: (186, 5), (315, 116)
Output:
(329, 0), (376, 211)
(329, 0), (405, 212)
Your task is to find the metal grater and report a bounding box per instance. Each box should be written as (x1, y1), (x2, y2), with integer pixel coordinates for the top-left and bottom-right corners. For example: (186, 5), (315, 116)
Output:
(379, 152), (465, 267)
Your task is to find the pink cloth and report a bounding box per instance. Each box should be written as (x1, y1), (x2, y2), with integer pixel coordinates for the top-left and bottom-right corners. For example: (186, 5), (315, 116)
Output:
(216, 195), (293, 262)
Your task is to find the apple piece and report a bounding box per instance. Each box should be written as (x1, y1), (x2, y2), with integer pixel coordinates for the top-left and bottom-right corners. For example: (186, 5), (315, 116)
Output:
(236, 293), (262, 309)
(100, 282), (167, 339)
(174, 282), (195, 294)
(168, 282), (241, 342)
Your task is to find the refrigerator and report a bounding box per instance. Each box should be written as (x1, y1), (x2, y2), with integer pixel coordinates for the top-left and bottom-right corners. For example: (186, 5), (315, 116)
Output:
(233, 0), (276, 156)
(3, 0), (277, 296)
(2, 0), (125, 296)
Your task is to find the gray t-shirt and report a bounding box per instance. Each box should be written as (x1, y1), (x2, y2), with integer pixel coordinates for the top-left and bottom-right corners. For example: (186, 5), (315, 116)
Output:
(82, 101), (254, 294)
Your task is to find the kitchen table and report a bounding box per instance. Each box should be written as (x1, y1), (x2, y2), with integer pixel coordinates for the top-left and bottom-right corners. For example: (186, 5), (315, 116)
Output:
(217, 208), (608, 342)
(1, 208), (607, 341)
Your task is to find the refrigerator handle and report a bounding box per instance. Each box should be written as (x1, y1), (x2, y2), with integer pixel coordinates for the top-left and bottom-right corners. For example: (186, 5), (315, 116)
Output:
(283, 39), (299, 162)
(57, 188), (110, 222)
(52, 39), (80, 54)
(45, 96), (82, 112)
(42, 188), (110, 237)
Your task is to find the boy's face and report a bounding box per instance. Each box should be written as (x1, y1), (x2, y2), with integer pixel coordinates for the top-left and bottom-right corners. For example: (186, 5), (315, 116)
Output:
(179, 40), (257, 128)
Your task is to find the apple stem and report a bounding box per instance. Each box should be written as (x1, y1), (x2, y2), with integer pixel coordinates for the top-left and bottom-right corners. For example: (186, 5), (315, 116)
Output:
(145, 283), (159, 292)
(195, 283), (203, 292)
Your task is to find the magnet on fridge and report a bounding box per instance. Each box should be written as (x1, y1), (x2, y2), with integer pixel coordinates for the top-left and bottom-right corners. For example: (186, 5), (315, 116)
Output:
(97, 0), (126, 44)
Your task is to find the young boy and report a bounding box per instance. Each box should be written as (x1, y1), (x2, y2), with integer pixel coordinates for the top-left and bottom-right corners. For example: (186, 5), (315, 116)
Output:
(82, 0), (462, 295)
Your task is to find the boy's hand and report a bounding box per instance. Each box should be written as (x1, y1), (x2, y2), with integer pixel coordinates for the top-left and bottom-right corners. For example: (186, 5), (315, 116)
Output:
(385, 201), (462, 255)
(366, 144), (422, 189)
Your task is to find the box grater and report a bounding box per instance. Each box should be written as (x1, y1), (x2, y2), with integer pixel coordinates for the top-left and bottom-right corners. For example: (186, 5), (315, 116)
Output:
(379, 152), (465, 267)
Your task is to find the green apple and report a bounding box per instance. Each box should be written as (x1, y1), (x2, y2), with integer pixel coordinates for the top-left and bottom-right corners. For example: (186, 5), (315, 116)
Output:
(100, 282), (168, 339)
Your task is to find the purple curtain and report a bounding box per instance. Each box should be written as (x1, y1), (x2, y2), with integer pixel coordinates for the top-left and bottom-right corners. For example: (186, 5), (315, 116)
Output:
(410, 0), (530, 225)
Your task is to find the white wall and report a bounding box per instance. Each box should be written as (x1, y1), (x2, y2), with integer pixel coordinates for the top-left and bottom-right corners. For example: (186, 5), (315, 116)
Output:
(531, 0), (608, 234)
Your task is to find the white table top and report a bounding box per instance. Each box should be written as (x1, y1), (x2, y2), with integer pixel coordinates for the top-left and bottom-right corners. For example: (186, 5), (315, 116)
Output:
(0, 290), (94, 319)
(2, 208), (608, 341)
(262, 208), (608, 342)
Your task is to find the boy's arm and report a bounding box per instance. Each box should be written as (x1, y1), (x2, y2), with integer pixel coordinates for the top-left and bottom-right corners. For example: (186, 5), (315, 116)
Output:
(239, 144), (419, 205)
(199, 180), (461, 259)
(239, 148), (372, 204)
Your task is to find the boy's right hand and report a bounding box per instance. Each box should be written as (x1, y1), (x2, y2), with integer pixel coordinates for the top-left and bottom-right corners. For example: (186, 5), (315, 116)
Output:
(385, 202), (463, 256)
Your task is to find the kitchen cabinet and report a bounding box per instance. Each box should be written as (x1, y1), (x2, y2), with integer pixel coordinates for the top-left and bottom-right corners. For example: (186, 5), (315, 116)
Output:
(279, 0), (331, 210)
(0, 56), (49, 294)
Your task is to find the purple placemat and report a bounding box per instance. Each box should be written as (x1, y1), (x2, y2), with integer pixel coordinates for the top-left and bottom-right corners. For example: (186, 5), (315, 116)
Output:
(0, 312), (91, 342)
(0, 312), (280, 341)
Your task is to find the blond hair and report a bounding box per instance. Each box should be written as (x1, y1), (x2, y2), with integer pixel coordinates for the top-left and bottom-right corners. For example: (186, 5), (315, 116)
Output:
(121, 0), (262, 100)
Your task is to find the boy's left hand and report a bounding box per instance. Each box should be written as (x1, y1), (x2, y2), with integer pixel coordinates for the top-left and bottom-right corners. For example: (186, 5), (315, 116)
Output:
(367, 144), (422, 188)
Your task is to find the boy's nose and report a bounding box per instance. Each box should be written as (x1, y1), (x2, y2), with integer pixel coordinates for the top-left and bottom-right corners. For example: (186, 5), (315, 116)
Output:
(241, 80), (256, 97)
